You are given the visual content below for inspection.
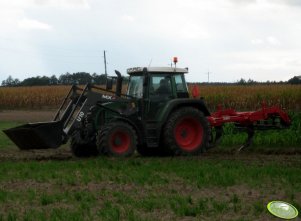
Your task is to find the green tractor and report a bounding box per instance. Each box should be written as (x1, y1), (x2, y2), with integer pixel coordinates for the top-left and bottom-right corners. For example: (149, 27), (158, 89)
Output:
(72, 67), (211, 157)
(4, 66), (211, 157)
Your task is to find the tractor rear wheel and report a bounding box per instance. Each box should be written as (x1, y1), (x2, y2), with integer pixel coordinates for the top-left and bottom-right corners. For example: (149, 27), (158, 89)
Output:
(97, 122), (137, 157)
(163, 107), (210, 155)
(70, 130), (98, 157)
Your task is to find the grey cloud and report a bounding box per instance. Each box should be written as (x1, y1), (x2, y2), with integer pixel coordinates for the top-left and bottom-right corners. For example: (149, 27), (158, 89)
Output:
(268, 0), (301, 7)
(228, 0), (257, 5)
(229, 0), (301, 7)
(33, 0), (89, 7)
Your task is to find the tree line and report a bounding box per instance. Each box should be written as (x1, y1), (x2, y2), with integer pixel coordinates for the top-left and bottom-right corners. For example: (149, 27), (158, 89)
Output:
(1, 73), (301, 87)
(192, 76), (301, 85)
(1, 72), (108, 87)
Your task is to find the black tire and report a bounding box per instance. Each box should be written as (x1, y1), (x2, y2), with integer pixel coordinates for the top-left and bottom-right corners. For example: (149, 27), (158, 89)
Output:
(137, 145), (168, 157)
(97, 122), (137, 157)
(163, 107), (210, 155)
(70, 130), (98, 157)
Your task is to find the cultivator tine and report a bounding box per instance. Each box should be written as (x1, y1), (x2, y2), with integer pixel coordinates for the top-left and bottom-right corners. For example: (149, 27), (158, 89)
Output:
(208, 126), (223, 149)
(237, 126), (254, 152)
(215, 126), (223, 145)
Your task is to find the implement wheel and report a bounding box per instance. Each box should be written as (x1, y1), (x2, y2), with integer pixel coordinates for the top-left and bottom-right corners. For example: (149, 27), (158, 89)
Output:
(97, 122), (137, 157)
(164, 107), (210, 155)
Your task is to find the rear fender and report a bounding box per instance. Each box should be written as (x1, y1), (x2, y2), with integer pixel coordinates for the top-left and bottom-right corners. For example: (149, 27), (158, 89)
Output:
(94, 109), (143, 143)
(157, 99), (211, 134)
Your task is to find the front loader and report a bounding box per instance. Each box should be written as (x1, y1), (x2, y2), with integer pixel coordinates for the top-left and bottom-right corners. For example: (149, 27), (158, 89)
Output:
(3, 65), (291, 157)
(3, 72), (123, 151)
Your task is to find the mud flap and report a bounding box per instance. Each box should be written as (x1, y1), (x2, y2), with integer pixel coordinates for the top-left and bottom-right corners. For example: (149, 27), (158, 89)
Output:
(3, 121), (64, 150)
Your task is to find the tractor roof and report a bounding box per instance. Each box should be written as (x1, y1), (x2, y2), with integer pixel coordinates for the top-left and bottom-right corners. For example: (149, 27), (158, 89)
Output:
(127, 67), (188, 75)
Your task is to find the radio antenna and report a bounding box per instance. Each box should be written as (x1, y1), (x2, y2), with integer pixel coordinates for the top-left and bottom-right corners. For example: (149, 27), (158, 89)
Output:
(148, 58), (153, 67)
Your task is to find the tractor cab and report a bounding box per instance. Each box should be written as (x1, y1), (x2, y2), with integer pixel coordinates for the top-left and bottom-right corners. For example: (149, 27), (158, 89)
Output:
(126, 67), (190, 100)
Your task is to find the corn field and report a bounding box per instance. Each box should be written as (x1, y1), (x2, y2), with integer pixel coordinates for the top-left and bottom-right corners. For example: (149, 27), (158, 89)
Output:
(189, 84), (301, 112)
(0, 84), (301, 111)
(0, 86), (69, 110)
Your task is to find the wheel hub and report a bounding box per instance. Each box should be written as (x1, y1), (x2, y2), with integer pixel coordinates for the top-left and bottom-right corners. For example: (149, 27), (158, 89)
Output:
(110, 130), (130, 154)
(113, 137), (122, 146)
(174, 117), (203, 151)
(180, 129), (188, 138)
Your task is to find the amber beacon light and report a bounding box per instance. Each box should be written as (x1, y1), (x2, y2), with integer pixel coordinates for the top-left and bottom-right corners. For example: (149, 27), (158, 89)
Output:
(173, 57), (178, 64)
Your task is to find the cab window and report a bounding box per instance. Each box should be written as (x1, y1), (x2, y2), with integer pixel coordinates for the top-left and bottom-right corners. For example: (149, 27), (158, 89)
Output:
(150, 76), (172, 96)
(174, 74), (187, 92)
(174, 74), (189, 98)
(127, 76), (144, 98)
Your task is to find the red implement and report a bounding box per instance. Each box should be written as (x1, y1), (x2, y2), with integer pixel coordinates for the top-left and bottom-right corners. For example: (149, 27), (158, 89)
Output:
(207, 103), (291, 150)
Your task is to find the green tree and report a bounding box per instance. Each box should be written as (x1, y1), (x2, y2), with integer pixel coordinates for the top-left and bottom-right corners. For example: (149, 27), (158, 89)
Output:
(2, 75), (20, 86)
(288, 76), (301, 84)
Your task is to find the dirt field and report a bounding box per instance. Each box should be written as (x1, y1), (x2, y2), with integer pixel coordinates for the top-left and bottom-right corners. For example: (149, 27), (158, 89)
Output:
(0, 142), (300, 160)
(0, 110), (56, 122)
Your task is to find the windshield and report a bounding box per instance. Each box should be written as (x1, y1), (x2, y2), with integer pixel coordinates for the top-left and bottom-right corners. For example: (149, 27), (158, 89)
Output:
(127, 75), (144, 98)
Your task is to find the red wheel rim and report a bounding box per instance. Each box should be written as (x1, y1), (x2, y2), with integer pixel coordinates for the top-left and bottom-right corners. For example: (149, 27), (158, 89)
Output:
(174, 117), (203, 151)
(110, 130), (131, 154)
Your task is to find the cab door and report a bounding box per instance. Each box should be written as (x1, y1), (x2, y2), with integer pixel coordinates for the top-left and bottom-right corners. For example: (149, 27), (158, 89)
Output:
(145, 75), (173, 120)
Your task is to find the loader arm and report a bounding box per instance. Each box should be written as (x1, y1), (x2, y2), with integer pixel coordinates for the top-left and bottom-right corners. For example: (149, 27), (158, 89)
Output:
(3, 84), (117, 150)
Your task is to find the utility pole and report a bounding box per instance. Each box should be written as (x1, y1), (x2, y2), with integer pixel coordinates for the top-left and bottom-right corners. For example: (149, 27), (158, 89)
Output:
(103, 50), (107, 77)
(206, 70), (210, 84)
(207, 71), (209, 83)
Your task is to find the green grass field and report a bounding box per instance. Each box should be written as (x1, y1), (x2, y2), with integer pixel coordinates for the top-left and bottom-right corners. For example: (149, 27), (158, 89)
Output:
(0, 156), (300, 221)
(0, 121), (300, 220)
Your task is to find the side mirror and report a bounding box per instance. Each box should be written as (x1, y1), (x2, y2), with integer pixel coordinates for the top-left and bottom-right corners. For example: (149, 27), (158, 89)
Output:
(106, 78), (113, 90)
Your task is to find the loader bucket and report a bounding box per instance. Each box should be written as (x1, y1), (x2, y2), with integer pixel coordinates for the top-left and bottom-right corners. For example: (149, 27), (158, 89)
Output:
(3, 121), (64, 150)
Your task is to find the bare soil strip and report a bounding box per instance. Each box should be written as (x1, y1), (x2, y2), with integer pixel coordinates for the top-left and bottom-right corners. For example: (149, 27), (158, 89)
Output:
(0, 110), (56, 122)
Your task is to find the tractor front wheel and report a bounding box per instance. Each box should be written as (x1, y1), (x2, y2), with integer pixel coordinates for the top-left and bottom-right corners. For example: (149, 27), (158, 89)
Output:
(163, 107), (210, 155)
(70, 130), (98, 157)
(97, 122), (137, 157)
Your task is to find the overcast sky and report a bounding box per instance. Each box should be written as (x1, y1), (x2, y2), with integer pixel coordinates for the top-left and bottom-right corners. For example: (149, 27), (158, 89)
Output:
(0, 0), (301, 83)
